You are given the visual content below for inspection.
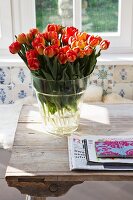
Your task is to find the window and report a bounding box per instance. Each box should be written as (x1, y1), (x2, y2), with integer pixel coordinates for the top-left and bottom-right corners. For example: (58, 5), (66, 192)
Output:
(35, 0), (133, 53)
(0, 0), (13, 55)
(82, 0), (119, 33)
(36, 0), (73, 31)
(0, 0), (133, 56)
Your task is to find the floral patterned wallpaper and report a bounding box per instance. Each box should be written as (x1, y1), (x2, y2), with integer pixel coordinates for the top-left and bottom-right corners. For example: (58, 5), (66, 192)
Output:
(0, 65), (133, 104)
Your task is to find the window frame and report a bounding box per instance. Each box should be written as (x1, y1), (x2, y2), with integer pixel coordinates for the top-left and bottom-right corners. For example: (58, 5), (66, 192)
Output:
(73, 0), (133, 53)
(0, 0), (13, 55)
(0, 0), (133, 56)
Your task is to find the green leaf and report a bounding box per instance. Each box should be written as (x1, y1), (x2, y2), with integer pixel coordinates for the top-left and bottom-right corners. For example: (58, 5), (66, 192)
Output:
(60, 67), (67, 81)
(43, 71), (53, 80)
(74, 62), (81, 78)
(84, 50), (97, 76)
(45, 56), (56, 80)
(96, 49), (101, 58)
(66, 62), (74, 79)
(52, 57), (58, 80)
(32, 76), (43, 92)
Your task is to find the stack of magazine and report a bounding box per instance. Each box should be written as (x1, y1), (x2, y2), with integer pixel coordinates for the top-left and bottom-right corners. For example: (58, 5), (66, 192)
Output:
(68, 135), (133, 171)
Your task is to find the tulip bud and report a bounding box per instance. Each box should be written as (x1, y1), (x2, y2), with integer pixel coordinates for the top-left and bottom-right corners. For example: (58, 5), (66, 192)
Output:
(79, 49), (85, 58)
(88, 35), (100, 47)
(76, 40), (86, 49)
(51, 39), (60, 46)
(59, 46), (70, 54)
(57, 52), (67, 64)
(26, 32), (34, 44)
(66, 50), (77, 62)
(52, 45), (59, 55)
(100, 40), (110, 50)
(36, 44), (45, 55)
(62, 35), (69, 45)
(77, 32), (89, 41)
(26, 49), (38, 59)
(32, 36), (45, 48)
(43, 46), (54, 57)
(84, 45), (93, 55)
(71, 40), (77, 49)
(46, 24), (62, 32)
(27, 58), (40, 70)
(47, 31), (58, 41)
(9, 41), (21, 54)
(17, 33), (27, 44)
(29, 28), (39, 36)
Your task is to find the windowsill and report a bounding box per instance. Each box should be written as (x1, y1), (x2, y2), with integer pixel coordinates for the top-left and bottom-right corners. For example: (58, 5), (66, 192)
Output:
(0, 54), (133, 67)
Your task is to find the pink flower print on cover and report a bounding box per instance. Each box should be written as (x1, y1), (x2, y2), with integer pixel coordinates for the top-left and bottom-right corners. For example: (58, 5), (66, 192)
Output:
(95, 141), (133, 158)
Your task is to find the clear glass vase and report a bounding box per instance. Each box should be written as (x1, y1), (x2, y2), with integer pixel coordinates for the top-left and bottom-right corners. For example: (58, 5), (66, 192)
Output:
(32, 75), (89, 135)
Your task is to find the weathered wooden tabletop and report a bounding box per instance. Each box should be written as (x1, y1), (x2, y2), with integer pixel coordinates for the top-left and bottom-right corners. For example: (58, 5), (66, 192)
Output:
(5, 103), (133, 199)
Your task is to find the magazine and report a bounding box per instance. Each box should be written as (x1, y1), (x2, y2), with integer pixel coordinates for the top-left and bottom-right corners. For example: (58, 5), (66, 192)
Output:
(68, 135), (133, 171)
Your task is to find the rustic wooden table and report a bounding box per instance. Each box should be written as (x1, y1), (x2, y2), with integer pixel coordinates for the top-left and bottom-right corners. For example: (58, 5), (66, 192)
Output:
(5, 103), (133, 200)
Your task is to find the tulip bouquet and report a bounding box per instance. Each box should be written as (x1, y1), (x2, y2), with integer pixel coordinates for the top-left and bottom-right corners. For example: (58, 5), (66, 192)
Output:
(9, 24), (110, 80)
(9, 24), (110, 134)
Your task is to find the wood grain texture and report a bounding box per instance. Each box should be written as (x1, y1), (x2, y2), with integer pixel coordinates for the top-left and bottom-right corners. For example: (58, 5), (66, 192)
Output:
(5, 104), (133, 197)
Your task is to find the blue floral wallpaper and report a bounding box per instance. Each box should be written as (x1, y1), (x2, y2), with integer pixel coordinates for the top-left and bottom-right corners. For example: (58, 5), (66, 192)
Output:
(0, 65), (133, 104)
(0, 67), (32, 104)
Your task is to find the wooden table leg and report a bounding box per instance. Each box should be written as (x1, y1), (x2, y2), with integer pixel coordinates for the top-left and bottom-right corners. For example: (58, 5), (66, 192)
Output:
(26, 195), (46, 200)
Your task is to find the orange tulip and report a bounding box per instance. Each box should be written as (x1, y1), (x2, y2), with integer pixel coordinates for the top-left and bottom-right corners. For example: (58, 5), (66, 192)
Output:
(51, 39), (60, 46)
(26, 32), (34, 44)
(76, 32), (89, 41)
(36, 44), (45, 55)
(100, 40), (110, 50)
(84, 45), (93, 55)
(76, 40), (86, 49)
(43, 46), (54, 57)
(17, 33), (27, 44)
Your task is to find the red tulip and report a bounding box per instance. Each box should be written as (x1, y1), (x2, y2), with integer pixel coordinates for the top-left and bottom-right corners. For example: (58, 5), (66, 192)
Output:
(84, 45), (93, 55)
(52, 45), (59, 55)
(36, 44), (45, 55)
(65, 26), (78, 37)
(43, 46), (54, 57)
(100, 40), (110, 50)
(29, 28), (39, 36)
(27, 58), (40, 70)
(72, 47), (86, 58)
(62, 34), (69, 45)
(51, 39), (60, 46)
(46, 24), (62, 33)
(57, 52), (67, 64)
(26, 49), (38, 59)
(32, 36), (45, 48)
(9, 41), (21, 54)
(47, 31), (58, 41)
(66, 50), (77, 62)
(26, 49), (40, 70)
(88, 35), (100, 47)
(59, 46), (70, 54)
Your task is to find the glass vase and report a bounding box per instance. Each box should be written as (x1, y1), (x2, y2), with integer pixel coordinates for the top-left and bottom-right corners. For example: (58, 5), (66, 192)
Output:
(32, 75), (89, 135)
